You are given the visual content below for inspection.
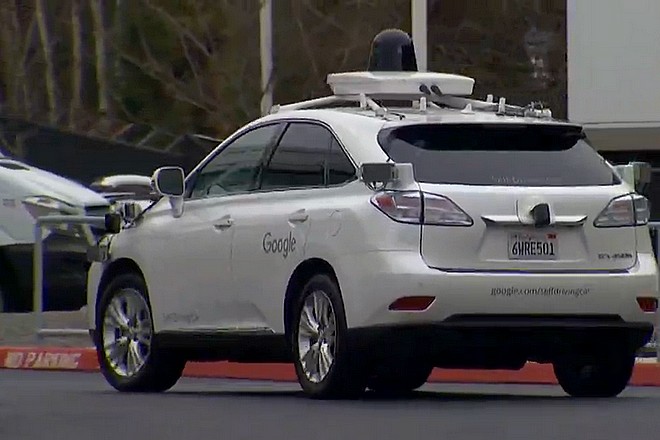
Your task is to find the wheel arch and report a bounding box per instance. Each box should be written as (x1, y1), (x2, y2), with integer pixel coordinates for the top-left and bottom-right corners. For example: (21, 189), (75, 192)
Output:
(283, 258), (341, 340)
(96, 258), (147, 311)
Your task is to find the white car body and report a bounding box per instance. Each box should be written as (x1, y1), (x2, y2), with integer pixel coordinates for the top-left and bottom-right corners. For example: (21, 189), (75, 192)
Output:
(0, 153), (111, 311)
(86, 66), (658, 398)
(90, 174), (157, 211)
(87, 109), (659, 329)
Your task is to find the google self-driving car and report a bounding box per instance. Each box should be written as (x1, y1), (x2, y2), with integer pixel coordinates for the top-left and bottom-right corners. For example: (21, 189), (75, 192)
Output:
(86, 29), (658, 399)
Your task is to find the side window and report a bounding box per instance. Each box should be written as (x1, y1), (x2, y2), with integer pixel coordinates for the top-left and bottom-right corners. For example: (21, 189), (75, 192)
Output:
(260, 122), (332, 190)
(327, 138), (356, 185)
(189, 124), (283, 198)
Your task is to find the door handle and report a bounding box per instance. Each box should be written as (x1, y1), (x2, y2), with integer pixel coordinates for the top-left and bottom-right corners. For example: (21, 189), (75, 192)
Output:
(288, 209), (309, 223)
(213, 215), (234, 230)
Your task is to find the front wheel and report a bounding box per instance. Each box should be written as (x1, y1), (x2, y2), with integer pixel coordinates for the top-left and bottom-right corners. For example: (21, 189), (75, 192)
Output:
(553, 353), (636, 398)
(291, 273), (368, 399)
(95, 273), (186, 392)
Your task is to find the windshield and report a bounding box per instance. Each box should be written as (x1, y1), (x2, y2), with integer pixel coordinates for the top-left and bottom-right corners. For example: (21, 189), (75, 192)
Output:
(377, 123), (620, 187)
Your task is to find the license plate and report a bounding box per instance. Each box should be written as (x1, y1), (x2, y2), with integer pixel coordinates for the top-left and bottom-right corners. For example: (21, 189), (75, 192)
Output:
(508, 232), (558, 260)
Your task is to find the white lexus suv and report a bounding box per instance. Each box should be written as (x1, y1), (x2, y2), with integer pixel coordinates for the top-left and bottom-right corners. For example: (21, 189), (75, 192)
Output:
(86, 30), (658, 399)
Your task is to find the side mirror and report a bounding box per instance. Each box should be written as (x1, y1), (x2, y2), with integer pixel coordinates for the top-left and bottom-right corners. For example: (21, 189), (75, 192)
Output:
(358, 162), (416, 190)
(151, 166), (185, 218)
(104, 212), (122, 234)
(152, 166), (185, 197)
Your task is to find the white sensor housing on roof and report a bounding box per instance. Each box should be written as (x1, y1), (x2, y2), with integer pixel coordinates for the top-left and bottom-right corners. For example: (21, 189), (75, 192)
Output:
(326, 71), (475, 99)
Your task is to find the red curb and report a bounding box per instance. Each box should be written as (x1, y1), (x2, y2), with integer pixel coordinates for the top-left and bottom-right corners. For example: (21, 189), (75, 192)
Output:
(0, 347), (99, 371)
(2, 346), (660, 386)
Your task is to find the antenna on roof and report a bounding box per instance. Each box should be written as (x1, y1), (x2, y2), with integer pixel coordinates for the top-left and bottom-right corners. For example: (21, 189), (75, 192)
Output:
(368, 29), (418, 72)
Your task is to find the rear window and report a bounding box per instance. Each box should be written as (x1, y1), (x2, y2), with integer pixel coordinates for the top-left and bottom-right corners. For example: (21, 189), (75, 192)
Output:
(377, 123), (620, 186)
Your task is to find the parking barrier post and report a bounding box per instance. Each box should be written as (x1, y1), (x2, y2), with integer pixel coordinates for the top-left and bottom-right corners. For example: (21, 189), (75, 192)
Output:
(33, 215), (107, 341)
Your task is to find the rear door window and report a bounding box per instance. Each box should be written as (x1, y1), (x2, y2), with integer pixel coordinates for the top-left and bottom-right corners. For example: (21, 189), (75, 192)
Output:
(377, 123), (620, 186)
(260, 122), (330, 190)
(327, 138), (356, 185)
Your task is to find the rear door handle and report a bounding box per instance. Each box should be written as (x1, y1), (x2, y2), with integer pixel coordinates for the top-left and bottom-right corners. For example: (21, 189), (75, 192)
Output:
(288, 209), (309, 223)
(213, 215), (234, 230)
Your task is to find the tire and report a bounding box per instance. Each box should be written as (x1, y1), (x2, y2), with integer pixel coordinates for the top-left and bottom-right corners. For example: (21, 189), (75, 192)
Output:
(367, 363), (433, 396)
(95, 272), (185, 392)
(291, 273), (368, 399)
(0, 284), (5, 313)
(553, 353), (636, 398)
(0, 269), (17, 313)
(0, 258), (15, 313)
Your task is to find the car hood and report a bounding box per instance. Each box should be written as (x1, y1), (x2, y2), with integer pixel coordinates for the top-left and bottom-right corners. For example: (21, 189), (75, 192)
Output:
(0, 159), (110, 207)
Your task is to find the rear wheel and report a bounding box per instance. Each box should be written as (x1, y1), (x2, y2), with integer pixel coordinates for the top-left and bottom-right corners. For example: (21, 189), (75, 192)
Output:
(553, 353), (635, 398)
(95, 273), (185, 392)
(367, 363), (433, 395)
(291, 273), (368, 399)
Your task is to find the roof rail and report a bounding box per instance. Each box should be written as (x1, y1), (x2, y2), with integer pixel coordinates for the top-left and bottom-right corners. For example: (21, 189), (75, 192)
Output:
(270, 70), (553, 120)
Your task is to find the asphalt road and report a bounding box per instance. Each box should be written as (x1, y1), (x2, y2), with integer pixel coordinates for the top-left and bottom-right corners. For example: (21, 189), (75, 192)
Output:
(2, 370), (660, 440)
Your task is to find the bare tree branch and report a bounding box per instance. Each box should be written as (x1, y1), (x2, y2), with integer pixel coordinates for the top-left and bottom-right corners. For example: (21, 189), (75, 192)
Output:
(292, 1), (322, 88)
(301, 0), (346, 33)
(179, 35), (205, 100)
(118, 34), (217, 114)
(140, 0), (211, 57)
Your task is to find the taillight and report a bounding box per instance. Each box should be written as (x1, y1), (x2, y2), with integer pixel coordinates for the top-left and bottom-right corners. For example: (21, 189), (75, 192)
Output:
(423, 193), (474, 226)
(636, 297), (658, 313)
(594, 194), (649, 228)
(371, 191), (422, 224)
(370, 190), (473, 226)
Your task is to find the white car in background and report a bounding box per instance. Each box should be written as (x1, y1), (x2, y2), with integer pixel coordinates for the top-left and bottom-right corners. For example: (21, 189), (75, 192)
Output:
(90, 174), (158, 211)
(0, 150), (111, 312)
(86, 29), (658, 400)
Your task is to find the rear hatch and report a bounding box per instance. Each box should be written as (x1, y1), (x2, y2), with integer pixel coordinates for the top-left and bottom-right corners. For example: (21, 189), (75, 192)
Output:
(378, 122), (645, 272)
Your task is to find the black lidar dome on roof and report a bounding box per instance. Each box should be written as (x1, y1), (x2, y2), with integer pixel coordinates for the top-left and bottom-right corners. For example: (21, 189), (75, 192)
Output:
(367, 29), (418, 72)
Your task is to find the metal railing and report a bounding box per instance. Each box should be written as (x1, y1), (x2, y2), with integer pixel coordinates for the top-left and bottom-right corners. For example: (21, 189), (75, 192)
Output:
(31, 215), (660, 361)
(33, 215), (107, 342)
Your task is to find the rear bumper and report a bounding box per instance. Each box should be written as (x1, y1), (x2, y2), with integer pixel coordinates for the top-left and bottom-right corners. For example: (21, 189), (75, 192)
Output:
(346, 318), (655, 368)
(336, 250), (660, 328)
(1, 234), (90, 312)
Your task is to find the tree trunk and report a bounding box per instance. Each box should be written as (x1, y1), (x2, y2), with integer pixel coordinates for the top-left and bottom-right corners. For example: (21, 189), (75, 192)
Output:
(70, 0), (84, 129)
(0, 1), (27, 116)
(22, 16), (40, 120)
(35, 0), (62, 124)
(90, 0), (114, 118)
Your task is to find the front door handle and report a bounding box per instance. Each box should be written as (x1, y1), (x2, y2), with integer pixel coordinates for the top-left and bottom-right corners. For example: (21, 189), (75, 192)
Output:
(288, 209), (309, 223)
(213, 215), (234, 230)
